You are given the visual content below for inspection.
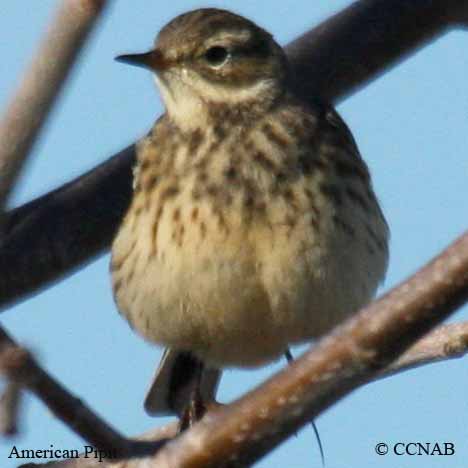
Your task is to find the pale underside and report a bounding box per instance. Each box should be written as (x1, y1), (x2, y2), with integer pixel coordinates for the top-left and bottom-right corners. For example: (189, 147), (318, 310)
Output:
(111, 97), (389, 368)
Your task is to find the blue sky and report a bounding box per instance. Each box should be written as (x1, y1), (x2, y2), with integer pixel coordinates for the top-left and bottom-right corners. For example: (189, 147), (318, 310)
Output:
(1, 1), (468, 467)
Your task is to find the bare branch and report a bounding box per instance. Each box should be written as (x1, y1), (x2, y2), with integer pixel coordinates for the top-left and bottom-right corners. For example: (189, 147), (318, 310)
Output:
(0, 0), (110, 212)
(15, 318), (468, 466)
(379, 322), (468, 379)
(0, 327), (162, 459)
(2, 0), (468, 310)
(288, 0), (468, 103)
(9, 230), (468, 468)
(14, 323), (468, 465)
(13, 317), (468, 467)
(0, 145), (135, 310)
(15, 425), (178, 468)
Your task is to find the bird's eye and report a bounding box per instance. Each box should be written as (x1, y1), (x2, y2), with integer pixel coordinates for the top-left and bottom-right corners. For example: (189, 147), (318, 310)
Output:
(204, 46), (230, 66)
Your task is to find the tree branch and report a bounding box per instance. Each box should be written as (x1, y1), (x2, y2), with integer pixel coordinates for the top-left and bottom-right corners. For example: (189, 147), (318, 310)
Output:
(0, 145), (135, 309)
(16, 424), (178, 468)
(2, 0), (468, 310)
(12, 318), (468, 468)
(288, 0), (468, 104)
(379, 322), (468, 378)
(0, 0), (110, 213)
(0, 327), (162, 459)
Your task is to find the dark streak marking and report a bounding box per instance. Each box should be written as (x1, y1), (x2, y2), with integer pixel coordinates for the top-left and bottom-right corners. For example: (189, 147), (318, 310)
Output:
(262, 122), (290, 150)
(200, 222), (207, 238)
(333, 215), (356, 237)
(111, 240), (136, 272)
(346, 187), (370, 211)
(320, 183), (343, 206)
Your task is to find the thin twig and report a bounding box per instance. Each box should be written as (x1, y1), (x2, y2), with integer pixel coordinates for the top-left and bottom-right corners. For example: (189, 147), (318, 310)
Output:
(0, 327), (163, 459)
(0, 0), (109, 213)
(2, 0), (468, 310)
(379, 322), (468, 379)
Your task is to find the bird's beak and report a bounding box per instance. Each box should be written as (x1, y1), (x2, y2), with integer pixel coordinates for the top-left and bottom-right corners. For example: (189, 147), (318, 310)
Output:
(115, 49), (170, 71)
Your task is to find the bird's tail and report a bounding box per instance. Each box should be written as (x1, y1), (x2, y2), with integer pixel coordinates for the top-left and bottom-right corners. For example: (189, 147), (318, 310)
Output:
(144, 349), (221, 416)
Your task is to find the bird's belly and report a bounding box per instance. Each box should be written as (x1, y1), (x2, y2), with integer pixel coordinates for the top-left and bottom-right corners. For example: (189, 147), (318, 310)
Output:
(116, 235), (290, 367)
(112, 208), (384, 367)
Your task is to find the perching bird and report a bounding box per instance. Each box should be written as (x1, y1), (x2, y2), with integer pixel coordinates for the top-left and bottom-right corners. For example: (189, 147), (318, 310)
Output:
(111, 8), (388, 423)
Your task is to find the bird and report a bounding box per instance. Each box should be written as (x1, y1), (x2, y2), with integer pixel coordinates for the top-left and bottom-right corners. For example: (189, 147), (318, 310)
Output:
(111, 7), (389, 425)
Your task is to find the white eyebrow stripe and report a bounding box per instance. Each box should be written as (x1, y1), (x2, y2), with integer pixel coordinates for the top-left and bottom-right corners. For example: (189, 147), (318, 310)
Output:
(206, 29), (252, 47)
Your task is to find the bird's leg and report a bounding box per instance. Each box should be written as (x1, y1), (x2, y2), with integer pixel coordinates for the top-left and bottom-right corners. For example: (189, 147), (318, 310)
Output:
(178, 358), (206, 432)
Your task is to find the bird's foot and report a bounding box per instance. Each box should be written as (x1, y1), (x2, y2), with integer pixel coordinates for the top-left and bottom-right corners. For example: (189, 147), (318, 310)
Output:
(178, 386), (207, 433)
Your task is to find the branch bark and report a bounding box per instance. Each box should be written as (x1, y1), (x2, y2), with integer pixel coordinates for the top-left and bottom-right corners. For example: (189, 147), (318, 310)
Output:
(2, 0), (468, 310)
(288, 0), (468, 104)
(0, 145), (135, 309)
(379, 322), (468, 379)
(0, 0), (109, 213)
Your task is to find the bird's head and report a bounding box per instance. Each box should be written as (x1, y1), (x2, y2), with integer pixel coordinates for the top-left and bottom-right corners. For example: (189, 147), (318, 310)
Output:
(116, 8), (289, 129)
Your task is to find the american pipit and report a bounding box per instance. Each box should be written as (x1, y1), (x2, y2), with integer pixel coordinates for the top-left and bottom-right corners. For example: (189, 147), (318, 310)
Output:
(111, 8), (389, 420)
